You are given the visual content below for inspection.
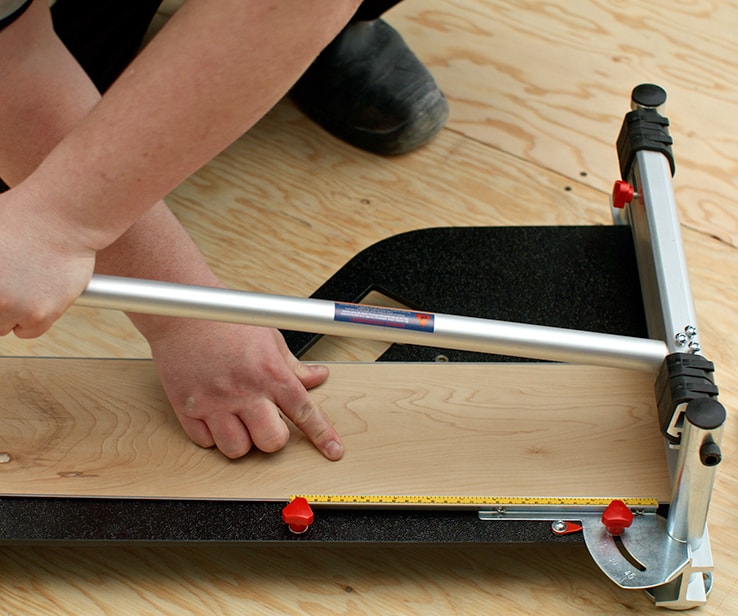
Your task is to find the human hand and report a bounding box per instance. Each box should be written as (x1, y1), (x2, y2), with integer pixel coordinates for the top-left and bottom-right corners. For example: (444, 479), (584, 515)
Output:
(0, 191), (97, 338)
(147, 319), (344, 460)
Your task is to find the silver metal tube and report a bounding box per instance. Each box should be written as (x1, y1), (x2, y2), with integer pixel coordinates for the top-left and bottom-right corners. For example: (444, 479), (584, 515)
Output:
(78, 275), (667, 371)
(629, 150), (700, 353)
(666, 400), (726, 548)
(624, 140), (723, 553)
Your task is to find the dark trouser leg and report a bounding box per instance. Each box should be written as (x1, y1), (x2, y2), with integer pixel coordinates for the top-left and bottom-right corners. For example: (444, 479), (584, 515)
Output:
(0, 1), (161, 193)
(51, 0), (162, 93)
(352, 0), (404, 21)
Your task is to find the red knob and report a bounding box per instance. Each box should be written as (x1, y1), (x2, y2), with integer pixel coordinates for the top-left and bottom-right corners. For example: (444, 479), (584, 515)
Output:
(282, 497), (314, 534)
(601, 499), (634, 536)
(612, 180), (635, 209)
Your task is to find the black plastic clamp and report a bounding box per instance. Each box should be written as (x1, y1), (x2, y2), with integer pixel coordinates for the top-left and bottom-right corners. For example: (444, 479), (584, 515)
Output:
(655, 353), (720, 443)
(616, 85), (676, 179)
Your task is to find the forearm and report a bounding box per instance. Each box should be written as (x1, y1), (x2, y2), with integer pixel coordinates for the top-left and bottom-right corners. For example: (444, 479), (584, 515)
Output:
(19, 0), (360, 251)
(0, 0), (231, 327)
(94, 202), (226, 342)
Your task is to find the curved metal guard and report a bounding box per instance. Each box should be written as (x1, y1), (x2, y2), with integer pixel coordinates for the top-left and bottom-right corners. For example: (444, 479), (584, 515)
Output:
(581, 513), (689, 590)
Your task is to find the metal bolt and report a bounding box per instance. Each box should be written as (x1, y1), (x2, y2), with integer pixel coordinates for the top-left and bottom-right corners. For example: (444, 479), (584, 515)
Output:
(674, 332), (688, 346)
(434, 354), (450, 362)
(685, 325), (698, 338)
(551, 520), (567, 533)
(688, 341), (701, 353)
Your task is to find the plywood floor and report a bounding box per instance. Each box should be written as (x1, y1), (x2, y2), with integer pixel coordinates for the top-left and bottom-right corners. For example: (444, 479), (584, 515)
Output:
(2, 0), (737, 614)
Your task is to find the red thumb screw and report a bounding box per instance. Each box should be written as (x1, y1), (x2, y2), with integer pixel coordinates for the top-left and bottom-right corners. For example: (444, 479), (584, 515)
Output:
(601, 499), (634, 536)
(282, 497), (314, 534)
(612, 180), (635, 209)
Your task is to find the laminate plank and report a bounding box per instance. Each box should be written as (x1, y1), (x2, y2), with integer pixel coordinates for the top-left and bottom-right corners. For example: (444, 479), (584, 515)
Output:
(0, 359), (669, 502)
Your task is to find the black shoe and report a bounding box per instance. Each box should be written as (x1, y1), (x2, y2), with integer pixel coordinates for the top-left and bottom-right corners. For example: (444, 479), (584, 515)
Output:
(291, 18), (449, 156)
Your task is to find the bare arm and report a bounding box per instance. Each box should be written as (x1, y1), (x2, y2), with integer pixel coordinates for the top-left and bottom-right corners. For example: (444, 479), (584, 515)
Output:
(0, 0), (359, 337)
(0, 0), (357, 459)
(22, 0), (360, 248)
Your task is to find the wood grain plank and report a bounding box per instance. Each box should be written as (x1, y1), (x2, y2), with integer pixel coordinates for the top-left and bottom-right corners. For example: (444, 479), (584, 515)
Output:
(0, 359), (669, 502)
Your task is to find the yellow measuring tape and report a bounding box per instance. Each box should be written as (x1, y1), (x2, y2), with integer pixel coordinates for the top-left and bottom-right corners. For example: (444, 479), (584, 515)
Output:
(291, 494), (660, 507)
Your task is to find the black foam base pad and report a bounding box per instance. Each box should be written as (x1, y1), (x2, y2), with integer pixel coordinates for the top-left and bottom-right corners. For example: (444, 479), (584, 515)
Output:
(283, 226), (647, 361)
(0, 497), (582, 544)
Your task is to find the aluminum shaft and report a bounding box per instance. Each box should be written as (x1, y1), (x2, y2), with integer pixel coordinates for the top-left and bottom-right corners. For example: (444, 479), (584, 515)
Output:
(78, 275), (667, 372)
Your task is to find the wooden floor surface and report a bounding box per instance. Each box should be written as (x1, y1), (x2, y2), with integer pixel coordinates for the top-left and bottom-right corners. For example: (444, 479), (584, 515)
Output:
(1, 0), (737, 614)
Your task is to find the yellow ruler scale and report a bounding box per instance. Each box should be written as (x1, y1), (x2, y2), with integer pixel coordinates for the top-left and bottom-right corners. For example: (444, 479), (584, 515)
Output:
(291, 494), (660, 507)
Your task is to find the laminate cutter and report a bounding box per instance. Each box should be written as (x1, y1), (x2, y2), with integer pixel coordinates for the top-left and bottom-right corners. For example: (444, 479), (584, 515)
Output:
(0, 84), (725, 610)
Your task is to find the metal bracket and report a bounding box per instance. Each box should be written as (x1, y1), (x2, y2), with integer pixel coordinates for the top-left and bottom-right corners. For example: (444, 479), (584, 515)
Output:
(646, 532), (713, 609)
(479, 506), (689, 590)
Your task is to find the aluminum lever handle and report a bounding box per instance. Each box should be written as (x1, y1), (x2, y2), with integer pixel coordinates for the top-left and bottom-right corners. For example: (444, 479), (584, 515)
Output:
(78, 275), (668, 372)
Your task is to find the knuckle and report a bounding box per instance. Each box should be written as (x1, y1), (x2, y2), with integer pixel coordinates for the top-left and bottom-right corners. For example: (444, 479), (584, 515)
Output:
(290, 399), (318, 428)
(11, 299), (64, 339)
(179, 395), (204, 420)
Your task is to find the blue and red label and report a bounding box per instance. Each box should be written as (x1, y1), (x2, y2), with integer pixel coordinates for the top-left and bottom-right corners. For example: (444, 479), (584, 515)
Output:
(334, 303), (435, 332)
